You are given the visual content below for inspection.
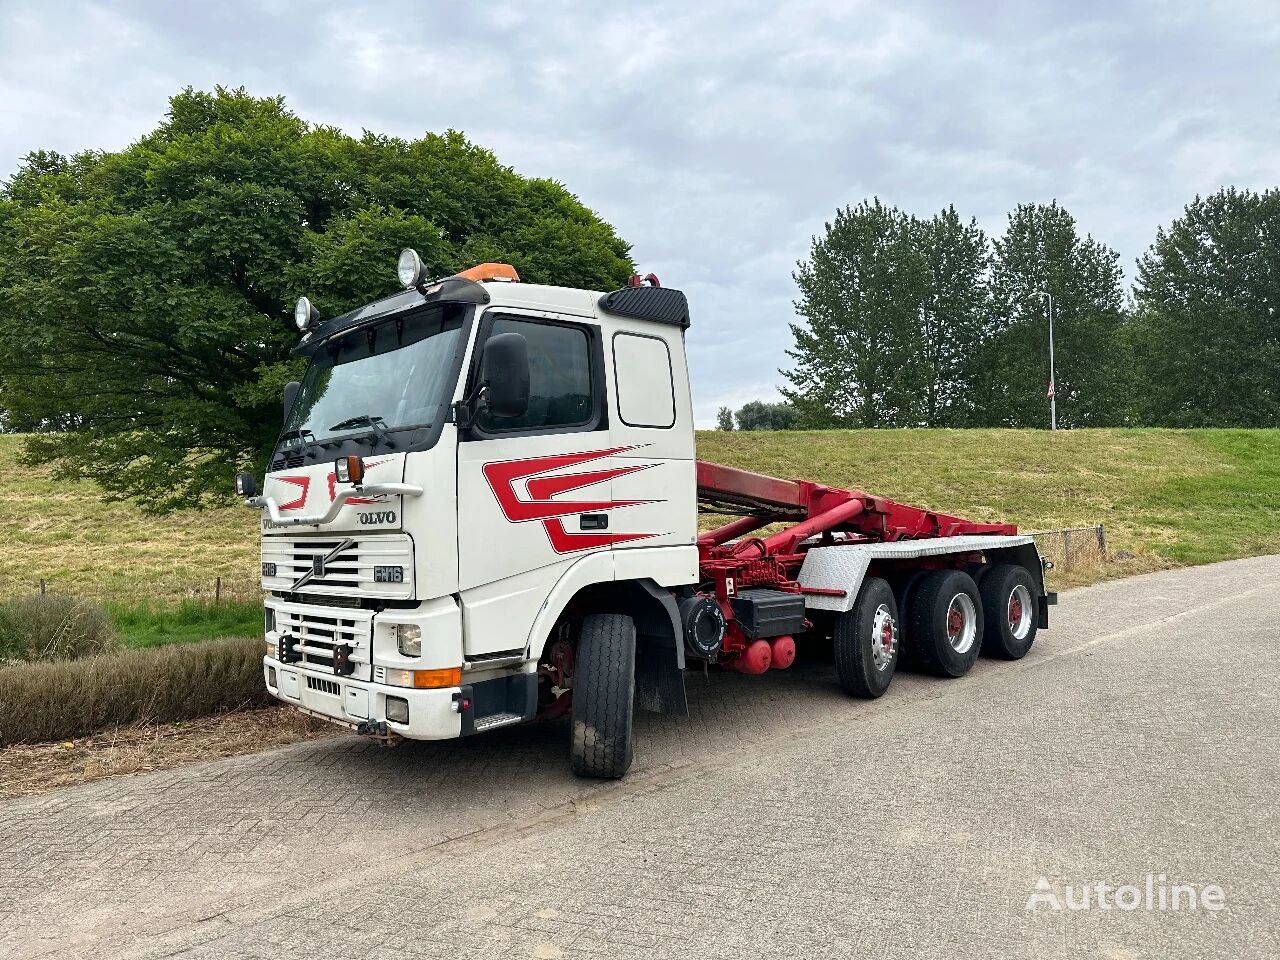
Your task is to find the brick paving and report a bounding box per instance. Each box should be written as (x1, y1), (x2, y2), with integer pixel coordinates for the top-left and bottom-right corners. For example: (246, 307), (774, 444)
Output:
(1, 556), (1277, 959)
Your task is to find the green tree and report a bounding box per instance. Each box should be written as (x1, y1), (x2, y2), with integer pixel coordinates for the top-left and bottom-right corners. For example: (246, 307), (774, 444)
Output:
(912, 206), (991, 426)
(981, 202), (1126, 427)
(782, 201), (989, 427)
(734, 400), (798, 431)
(783, 200), (927, 427)
(0, 88), (633, 508)
(715, 406), (735, 430)
(1129, 188), (1280, 426)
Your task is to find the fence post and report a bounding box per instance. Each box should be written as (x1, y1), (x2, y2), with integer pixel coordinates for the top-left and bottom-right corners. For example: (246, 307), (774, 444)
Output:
(1095, 524), (1107, 557)
(39, 578), (46, 596)
(215, 576), (222, 602)
(1062, 530), (1071, 571)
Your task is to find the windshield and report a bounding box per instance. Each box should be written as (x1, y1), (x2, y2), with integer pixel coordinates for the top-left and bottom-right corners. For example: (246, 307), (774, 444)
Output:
(283, 304), (465, 447)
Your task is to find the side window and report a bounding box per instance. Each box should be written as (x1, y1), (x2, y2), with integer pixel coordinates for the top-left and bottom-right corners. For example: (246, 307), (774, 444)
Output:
(613, 333), (675, 428)
(476, 317), (596, 432)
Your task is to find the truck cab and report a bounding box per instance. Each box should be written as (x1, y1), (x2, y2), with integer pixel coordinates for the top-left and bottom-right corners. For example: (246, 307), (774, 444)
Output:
(248, 259), (698, 768)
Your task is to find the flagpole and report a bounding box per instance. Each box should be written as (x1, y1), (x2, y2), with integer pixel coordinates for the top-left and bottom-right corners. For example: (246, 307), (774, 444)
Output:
(1040, 291), (1057, 431)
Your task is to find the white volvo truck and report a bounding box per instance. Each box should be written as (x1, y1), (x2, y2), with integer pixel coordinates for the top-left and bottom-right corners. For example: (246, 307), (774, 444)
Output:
(239, 253), (1054, 778)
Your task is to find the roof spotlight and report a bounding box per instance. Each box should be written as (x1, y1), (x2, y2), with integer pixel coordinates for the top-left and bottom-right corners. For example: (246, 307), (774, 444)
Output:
(398, 248), (427, 289)
(294, 296), (319, 331)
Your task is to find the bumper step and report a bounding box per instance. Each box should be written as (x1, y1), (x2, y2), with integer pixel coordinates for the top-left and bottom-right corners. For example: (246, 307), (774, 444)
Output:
(473, 712), (523, 733)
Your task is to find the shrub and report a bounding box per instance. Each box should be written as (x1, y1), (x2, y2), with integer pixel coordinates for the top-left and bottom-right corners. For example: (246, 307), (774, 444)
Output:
(0, 594), (118, 663)
(0, 636), (272, 745)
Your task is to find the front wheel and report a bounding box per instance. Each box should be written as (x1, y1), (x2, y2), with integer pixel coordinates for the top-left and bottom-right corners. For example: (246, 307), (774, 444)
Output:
(570, 613), (636, 779)
(834, 577), (901, 698)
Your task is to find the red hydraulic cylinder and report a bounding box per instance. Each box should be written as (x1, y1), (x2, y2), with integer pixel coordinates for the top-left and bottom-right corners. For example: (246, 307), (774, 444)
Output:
(753, 497), (868, 556)
(699, 514), (773, 548)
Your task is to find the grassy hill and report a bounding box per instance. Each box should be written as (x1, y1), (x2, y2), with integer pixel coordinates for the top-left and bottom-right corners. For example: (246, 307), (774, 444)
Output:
(1, 429), (1277, 601)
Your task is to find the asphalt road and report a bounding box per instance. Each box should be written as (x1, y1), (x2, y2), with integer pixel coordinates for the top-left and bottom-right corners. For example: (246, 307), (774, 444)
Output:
(2, 556), (1278, 960)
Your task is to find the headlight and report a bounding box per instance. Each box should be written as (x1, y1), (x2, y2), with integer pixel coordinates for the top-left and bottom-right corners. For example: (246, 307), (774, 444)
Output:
(398, 248), (426, 288)
(294, 296), (318, 331)
(396, 624), (422, 657)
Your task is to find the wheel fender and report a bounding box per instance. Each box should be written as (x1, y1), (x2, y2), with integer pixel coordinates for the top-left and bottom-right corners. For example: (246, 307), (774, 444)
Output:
(527, 560), (688, 718)
(523, 551), (616, 663)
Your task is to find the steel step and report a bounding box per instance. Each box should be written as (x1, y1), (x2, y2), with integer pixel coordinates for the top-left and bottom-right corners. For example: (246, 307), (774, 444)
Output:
(473, 712), (523, 733)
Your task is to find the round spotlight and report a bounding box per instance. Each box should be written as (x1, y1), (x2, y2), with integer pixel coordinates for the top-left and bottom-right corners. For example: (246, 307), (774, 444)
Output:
(398, 248), (426, 289)
(294, 296), (318, 331)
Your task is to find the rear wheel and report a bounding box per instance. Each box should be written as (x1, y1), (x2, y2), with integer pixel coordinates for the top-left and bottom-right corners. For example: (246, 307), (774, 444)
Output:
(834, 577), (900, 698)
(979, 564), (1039, 659)
(909, 570), (984, 678)
(570, 613), (636, 779)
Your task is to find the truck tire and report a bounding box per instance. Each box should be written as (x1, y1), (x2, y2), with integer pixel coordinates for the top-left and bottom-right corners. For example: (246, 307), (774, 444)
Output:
(834, 577), (900, 698)
(979, 564), (1039, 659)
(570, 613), (636, 779)
(909, 570), (984, 678)
(891, 570), (929, 668)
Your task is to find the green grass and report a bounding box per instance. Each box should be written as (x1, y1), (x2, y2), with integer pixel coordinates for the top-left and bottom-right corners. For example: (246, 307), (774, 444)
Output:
(105, 600), (263, 650)
(1, 429), (1278, 603)
(695, 428), (1280, 570)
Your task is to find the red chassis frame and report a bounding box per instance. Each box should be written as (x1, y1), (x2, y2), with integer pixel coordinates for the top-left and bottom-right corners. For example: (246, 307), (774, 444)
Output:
(693, 461), (1017, 664)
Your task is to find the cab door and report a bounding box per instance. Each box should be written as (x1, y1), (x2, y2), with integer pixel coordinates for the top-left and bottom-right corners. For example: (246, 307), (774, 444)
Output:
(456, 311), (617, 656)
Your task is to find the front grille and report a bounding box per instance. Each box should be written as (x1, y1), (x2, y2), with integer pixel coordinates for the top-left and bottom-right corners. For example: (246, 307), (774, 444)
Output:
(306, 676), (341, 696)
(285, 593), (364, 609)
(276, 606), (371, 681)
(261, 534), (414, 599)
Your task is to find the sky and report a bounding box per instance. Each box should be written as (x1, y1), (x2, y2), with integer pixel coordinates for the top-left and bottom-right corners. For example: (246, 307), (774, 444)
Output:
(2, 1), (1279, 424)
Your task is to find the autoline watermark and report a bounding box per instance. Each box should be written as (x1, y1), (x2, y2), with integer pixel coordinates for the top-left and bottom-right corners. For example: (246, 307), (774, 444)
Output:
(1026, 874), (1227, 912)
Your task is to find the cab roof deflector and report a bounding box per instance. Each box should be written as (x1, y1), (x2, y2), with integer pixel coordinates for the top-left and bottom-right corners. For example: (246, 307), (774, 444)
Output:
(598, 285), (691, 328)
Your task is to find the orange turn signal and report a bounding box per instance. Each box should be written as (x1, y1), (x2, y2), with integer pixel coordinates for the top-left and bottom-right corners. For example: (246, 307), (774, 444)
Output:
(412, 667), (462, 689)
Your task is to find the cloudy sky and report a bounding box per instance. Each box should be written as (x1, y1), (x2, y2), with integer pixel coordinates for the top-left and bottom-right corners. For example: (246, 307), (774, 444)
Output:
(3, 1), (1278, 423)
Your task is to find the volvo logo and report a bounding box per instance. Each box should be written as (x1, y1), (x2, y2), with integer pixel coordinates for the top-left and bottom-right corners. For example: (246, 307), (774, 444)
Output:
(292, 539), (354, 591)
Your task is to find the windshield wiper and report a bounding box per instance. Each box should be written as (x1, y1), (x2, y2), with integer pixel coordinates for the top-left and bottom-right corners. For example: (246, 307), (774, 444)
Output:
(329, 414), (387, 432)
(328, 414), (395, 448)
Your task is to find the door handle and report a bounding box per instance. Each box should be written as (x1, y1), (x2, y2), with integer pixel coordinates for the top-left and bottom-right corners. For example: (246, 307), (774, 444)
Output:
(580, 513), (609, 531)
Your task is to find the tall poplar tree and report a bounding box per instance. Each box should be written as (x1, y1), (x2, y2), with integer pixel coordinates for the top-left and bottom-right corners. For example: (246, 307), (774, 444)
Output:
(982, 202), (1126, 427)
(1129, 187), (1280, 426)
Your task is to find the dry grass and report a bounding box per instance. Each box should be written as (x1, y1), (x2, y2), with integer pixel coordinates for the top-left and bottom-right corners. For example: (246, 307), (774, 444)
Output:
(3, 428), (1277, 601)
(0, 707), (337, 800)
(0, 636), (272, 745)
(0, 434), (258, 601)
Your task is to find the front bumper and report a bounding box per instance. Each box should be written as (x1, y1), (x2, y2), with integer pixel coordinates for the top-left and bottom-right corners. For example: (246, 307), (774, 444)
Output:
(264, 656), (462, 740)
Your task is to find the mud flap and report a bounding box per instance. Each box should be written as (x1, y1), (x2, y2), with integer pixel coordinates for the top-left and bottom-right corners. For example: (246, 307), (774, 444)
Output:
(633, 581), (689, 717)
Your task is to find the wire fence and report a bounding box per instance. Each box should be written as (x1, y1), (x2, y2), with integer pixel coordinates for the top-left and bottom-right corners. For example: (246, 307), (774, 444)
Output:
(0, 576), (262, 604)
(1028, 525), (1108, 572)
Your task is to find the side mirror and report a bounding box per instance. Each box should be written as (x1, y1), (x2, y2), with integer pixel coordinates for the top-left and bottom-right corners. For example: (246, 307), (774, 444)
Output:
(283, 381), (301, 424)
(482, 332), (530, 419)
(235, 472), (257, 498)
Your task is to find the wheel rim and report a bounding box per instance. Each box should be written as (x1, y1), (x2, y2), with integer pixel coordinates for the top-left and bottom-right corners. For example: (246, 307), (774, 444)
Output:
(1007, 584), (1033, 640)
(945, 593), (977, 654)
(869, 604), (898, 670)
